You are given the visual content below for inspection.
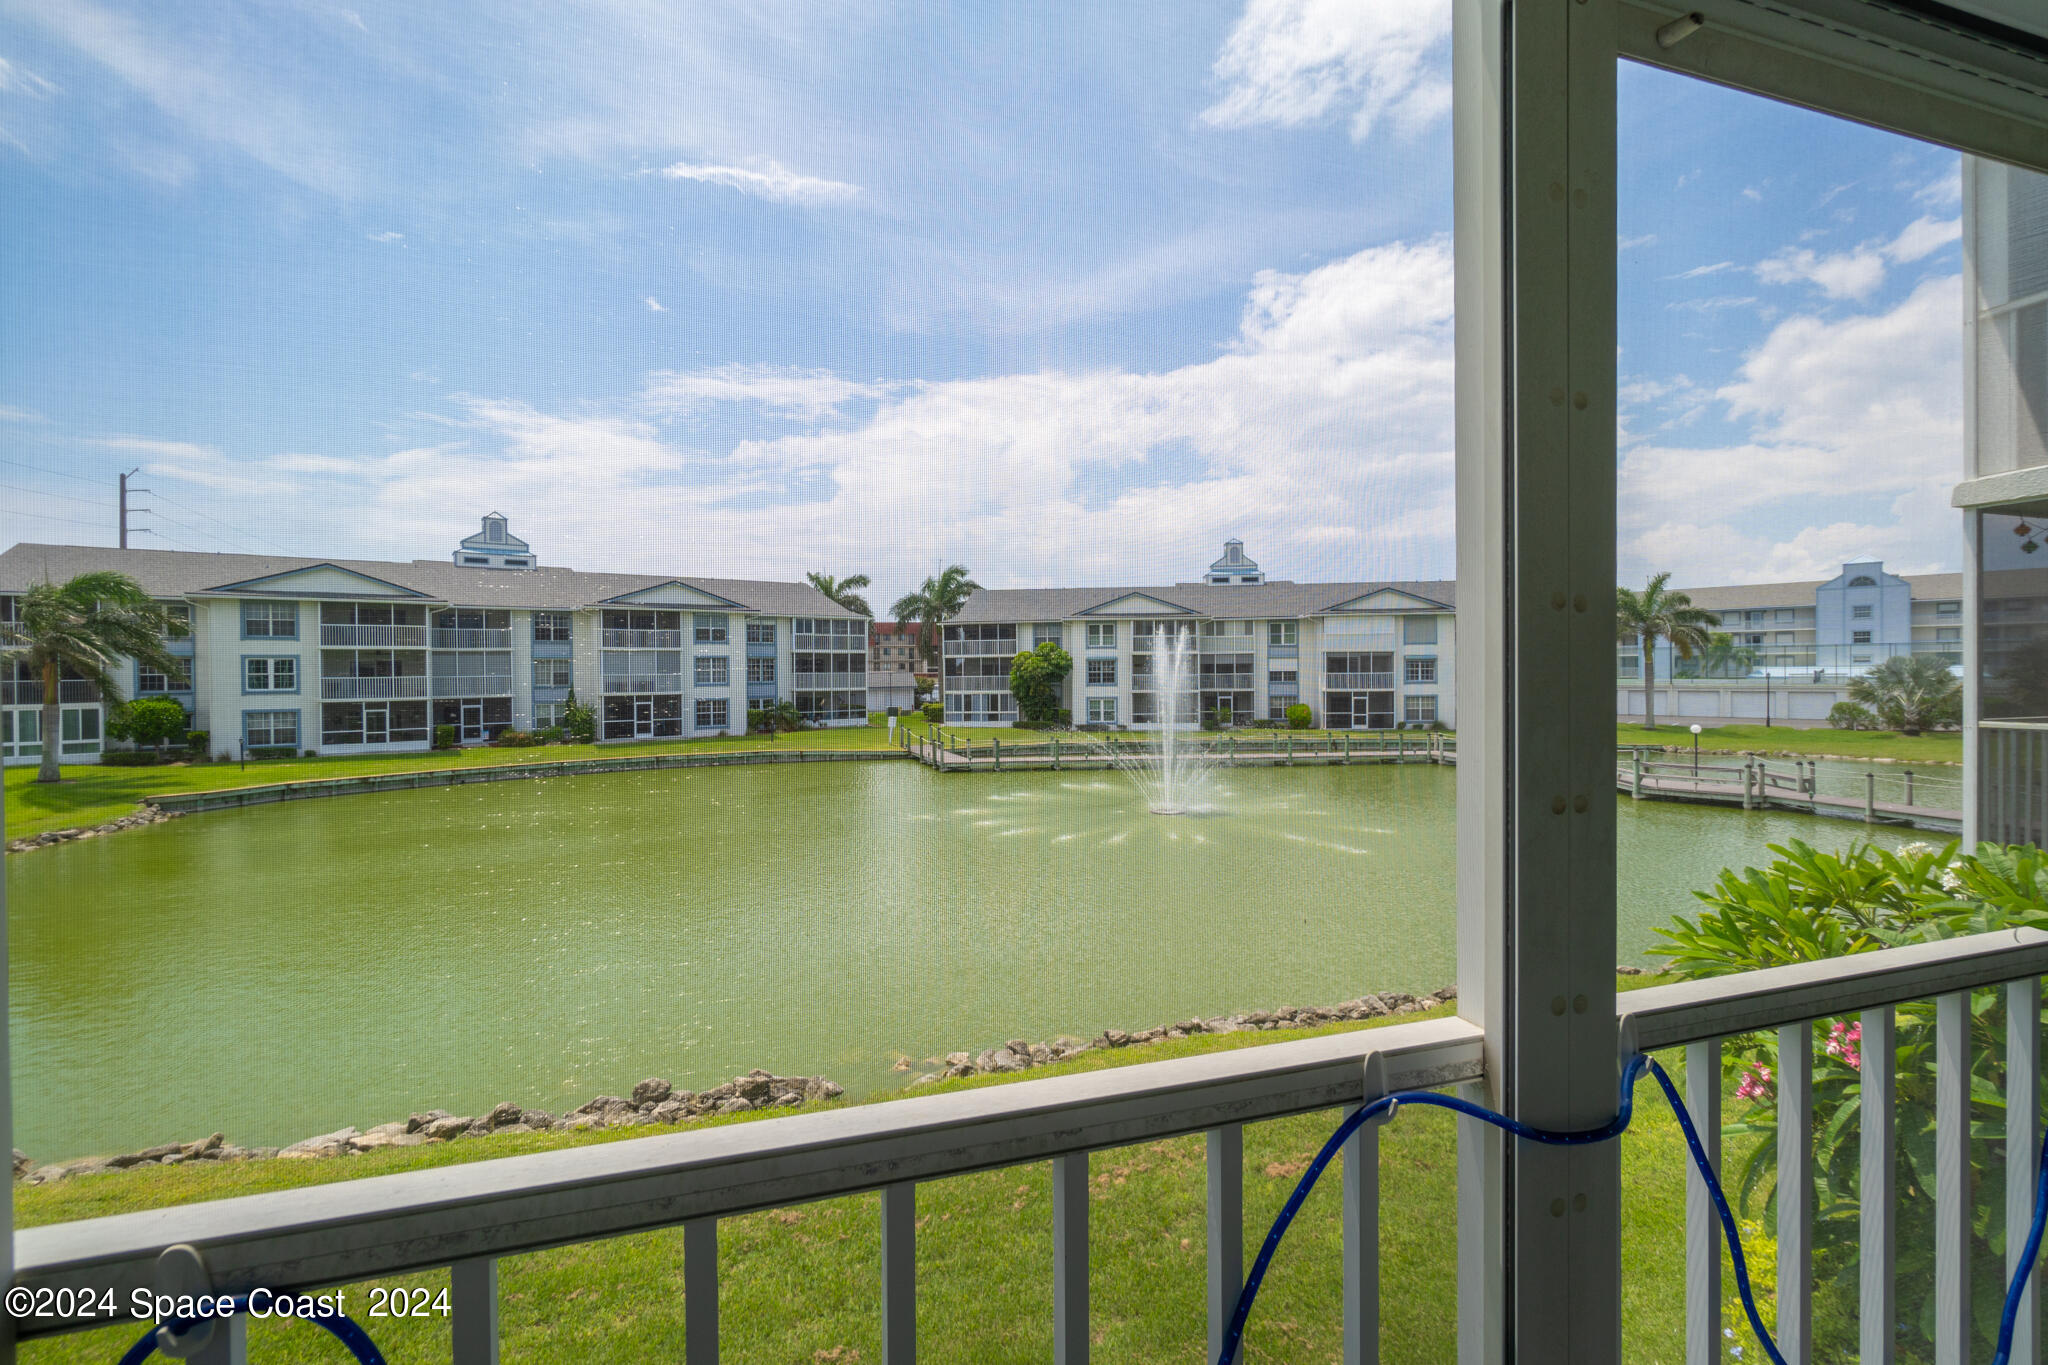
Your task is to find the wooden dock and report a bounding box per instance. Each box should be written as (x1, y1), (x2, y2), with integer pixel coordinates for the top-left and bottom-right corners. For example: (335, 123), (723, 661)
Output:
(1615, 753), (1961, 833)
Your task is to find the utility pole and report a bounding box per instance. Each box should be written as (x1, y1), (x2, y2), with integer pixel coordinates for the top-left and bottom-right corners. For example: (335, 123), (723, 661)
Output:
(118, 469), (150, 549)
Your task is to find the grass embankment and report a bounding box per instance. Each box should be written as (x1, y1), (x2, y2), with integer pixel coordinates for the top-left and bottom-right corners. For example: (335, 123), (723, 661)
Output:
(19, 984), (1728, 1364)
(1615, 722), (1961, 765)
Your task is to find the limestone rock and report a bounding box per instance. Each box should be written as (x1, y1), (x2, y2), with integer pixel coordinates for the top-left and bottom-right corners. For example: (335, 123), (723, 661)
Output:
(631, 1078), (673, 1106)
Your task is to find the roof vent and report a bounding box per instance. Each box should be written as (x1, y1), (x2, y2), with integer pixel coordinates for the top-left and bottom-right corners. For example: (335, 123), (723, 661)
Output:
(453, 513), (535, 570)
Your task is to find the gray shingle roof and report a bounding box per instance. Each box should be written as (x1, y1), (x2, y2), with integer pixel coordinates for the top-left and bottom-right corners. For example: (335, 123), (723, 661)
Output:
(1673, 572), (1961, 611)
(0, 543), (865, 618)
(951, 579), (1456, 622)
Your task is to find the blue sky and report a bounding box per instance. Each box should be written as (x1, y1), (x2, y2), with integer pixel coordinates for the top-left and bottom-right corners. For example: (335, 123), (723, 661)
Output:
(0, 1), (1966, 605)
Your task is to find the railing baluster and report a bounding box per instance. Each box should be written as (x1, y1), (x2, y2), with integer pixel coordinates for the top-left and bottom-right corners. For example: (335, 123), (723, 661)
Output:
(1684, 1039), (1721, 1365)
(2009, 979), (2040, 1365)
(1860, 1006), (1896, 1365)
(451, 1256), (499, 1365)
(1053, 1152), (1089, 1365)
(1936, 991), (1971, 1365)
(1778, 1022), (1813, 1365)
(1342, 1105), (1380, 1365)
(1206, 1125), (1243, 1365)
(191, 1315), (248, 1365)
(684, 1216), (718, 1365)
(881, 1182), (916, 1365)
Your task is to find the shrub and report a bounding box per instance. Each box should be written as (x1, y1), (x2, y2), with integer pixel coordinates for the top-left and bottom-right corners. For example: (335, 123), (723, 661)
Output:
(1007, 642), (1073, 724)
(561, 690), (597, 744)
(536, 726), (564, 744)
(100, 751), (158, 766)
(106, 697), (190, 756)
(1827, 700), (1877, 730)
(433, 724), (458, 750)
(247, 745), (297, 760)
(1286, 703), (1312, 730)
(748, 699), (805, 735)
(1200, 708), (1221, 732)
(491, 729), (543, 748)
(921, 702), (945, 723)
(1657, 839), (2048, 1361)
(184, 729), (209, 753)
(1847, 653), (1962, 735)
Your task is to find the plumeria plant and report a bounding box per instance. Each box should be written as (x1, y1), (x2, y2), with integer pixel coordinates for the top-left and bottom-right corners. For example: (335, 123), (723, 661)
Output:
(1657, 837), (2048, 1360)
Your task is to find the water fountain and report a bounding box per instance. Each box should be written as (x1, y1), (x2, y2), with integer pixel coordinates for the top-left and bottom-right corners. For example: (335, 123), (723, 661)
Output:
(1101, 625), (1223, 814)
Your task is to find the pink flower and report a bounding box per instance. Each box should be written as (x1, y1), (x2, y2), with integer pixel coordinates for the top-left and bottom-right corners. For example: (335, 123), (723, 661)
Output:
(1826, 1021), (1863, 1071)
(1736, 1064), (1775, 1100)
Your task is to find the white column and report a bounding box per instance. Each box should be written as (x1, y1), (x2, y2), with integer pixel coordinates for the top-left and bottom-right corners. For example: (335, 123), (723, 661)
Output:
(1453, 1), (1620, 1361)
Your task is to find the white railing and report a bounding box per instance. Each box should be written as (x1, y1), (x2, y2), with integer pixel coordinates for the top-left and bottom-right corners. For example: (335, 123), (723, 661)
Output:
(1325, 673), (1395, 691)
(0, 680), (101, 705)
(321, 625), (427, 648)
(1982, 720), (2048, 849)
(431, 676), (514, 698)
(944, 640), (1016, 657)
(792, 673), (866, 690)
(603, 629), (683, 648)
(320, 676), (428, 700)
(15, 931), (2046, 1363)
(1618, 929), (2048, 1365)
(431, 629), (512, 650)
(603, 673), (683, 694)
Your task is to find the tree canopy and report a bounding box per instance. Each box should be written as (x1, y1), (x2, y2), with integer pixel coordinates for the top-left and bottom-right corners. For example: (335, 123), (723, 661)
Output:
(1008, 641), (1073, 724)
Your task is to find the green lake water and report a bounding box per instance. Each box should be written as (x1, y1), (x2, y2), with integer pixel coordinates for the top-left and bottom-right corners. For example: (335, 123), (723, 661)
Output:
(9, 761), (1914, 1159)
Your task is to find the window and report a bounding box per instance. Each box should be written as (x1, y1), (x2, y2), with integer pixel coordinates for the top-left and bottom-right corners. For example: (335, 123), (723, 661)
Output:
(533, 611), (572, 641)
(1937, 600), (1962, 615)
(1852, 604), (1873, 620)
(1404, 694), (1437, 724)
(1402, 616), (1437, 645)
(1086, 622), (1116, 649)
(1269, 669), (1297, 685)
(1404, 657), (1436, 685)
(1936, 627), (1961, 642)
(138, 664), (173, 693)
(504, 558), (529, 567)
(244, 710), (298, 748)
(694, 613), (729, 644)
(1200, 619), (1252, 636)
(241, 600), (297, 638)
(1087, 697), (1116, 724)
(747, 620), (776, 645)
(1847, 575), (1877, 588)
(1775, 609), (1794, 623)
(463, 555), (489, 565)
(533, 659), (573, 689)
(533, 702), (564, 730)
(1268, 621), (1296, 647)
(1086, 658), (1116, 686)
(1852, 630), (1873, 644)
(1034, 623), (1062, 648)
(244, 657), (297, 692)
(747, 657), (776, 683)
(695, 698), (729, 729)
(61, 707), (102, 752)
(695, 656), (729, 686)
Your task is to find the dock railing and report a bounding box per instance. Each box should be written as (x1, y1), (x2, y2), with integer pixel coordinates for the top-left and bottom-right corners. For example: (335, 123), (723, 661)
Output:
(16, 930), (2048, 1363)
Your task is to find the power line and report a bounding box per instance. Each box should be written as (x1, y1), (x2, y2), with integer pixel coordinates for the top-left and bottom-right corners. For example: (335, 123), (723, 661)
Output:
(0, 481), (107, 510)
(0, 456), (102, 486)
(146, 489), (294, 554)
(1, 509), (109, 531)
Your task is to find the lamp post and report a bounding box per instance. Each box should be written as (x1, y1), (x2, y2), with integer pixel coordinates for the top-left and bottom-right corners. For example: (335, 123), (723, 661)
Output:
(1690, 722), (1701, 777)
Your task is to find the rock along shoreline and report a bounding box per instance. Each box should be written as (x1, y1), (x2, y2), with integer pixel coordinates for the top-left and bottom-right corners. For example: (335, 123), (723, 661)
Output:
(18, 971), (1663, 1184)
(6, 807), (184, 854)
(15, 1070), (845, 1185)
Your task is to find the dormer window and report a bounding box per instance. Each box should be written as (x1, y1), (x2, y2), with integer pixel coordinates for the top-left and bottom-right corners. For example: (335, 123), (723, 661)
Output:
(1847, 575), (1877, 587)
(485, 515), (507, 543)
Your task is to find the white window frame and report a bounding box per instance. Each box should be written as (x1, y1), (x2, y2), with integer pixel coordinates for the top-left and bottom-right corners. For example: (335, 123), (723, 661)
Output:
(1404, 656), (1437, 685)
(1086, 697), (1115, 724)
(1085, 622), (1115, 649)
(1085, 658), (1116, 687)
(695, 656), (730, 687)
(1268, 621), (1297, 647)
(694, 697), (728, 729)
(244, 657), (296, 692)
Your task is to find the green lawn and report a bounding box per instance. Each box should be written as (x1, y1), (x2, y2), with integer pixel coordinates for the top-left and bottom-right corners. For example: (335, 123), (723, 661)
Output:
(1615, 722), (1960, 765)
(16, 984), (1731, 1364)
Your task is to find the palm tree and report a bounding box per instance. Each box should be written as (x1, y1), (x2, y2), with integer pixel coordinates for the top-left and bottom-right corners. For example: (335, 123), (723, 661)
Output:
(1615, 572), (1715, 731)
(805, 571), (873, 620)
(1848, 654), (1961, 736)
(891, 564), (982, 671)
(0, 570), (188, 782)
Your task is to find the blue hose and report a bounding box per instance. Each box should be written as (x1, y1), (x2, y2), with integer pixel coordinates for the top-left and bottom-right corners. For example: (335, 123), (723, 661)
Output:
(115, 1294), (385, 1365)
(1216, 1053), (2048, 1365)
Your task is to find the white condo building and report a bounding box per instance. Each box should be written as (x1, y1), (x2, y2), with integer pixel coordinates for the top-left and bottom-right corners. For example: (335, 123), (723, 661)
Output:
(943, 540), (1455, 729)
(0, 515), (869, 765)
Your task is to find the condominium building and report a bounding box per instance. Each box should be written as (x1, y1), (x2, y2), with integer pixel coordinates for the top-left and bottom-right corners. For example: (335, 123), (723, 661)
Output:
(1615, 558), (1964, 723)
(943, 541), (1454, 729)
(0, 516), (868, 765)
(869, 621), (926, 674)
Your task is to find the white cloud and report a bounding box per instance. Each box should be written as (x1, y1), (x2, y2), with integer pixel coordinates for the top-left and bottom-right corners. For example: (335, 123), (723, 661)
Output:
(1754, 215), (1960, 300)
(145, 239), (1458, 594)
(91, 435), (220, 461)
(644, 296), (665, 312)
(367, 230), (403, 243)
(1199, 0), (1451, 141)
(654, 159), (859, 205)
(0, 55), (57, 97)
(1669, 261), (1734, 280)
(641, 365), (892, 423)
(1619, 274), (1962, 584)
(1913, 169), (1961, 210)
(1618, 233), (1658, 251)
(0, 404), (44, 422)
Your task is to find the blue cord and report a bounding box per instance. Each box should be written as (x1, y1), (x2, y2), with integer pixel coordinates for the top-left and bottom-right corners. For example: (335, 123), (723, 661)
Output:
(1216, 1053), (2048, 1365)
(115, 1294), (385, 1365)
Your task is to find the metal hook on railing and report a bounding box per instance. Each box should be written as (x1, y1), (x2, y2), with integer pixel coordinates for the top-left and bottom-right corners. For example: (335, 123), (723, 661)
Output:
(114, 1246), (385, 1365)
